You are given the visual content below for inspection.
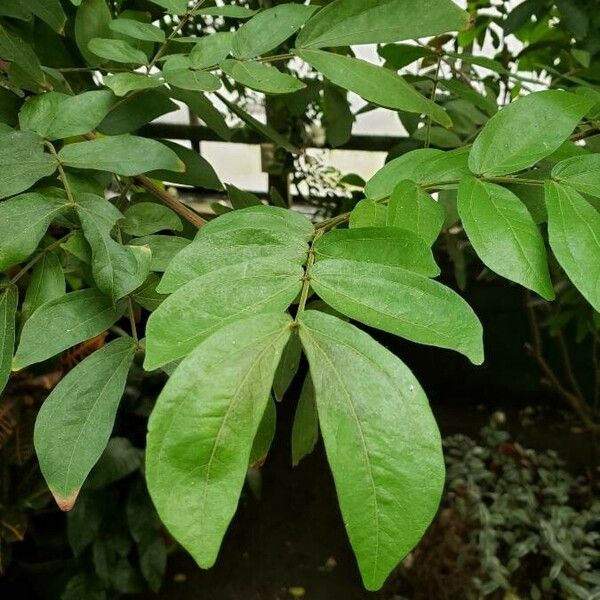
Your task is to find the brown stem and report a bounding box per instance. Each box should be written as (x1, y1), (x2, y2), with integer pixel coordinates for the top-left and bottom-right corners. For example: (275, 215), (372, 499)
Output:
(524, 291), (600, 433)
(134, 176), (207, 228)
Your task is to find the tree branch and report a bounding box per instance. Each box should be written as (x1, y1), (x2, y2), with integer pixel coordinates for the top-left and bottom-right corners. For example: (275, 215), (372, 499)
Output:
(134, 176), (207, 228)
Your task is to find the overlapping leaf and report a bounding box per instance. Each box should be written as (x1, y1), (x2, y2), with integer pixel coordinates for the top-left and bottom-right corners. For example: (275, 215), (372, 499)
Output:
(159, 227), (308, 293)
(314, 227), (439, 277)
(144, 258), (303, 369)
(13, 289), (125, 369)
(0, 193), (66, 270)
(0, 131), (57, 199)
(146, 313), (292, 567)
(76, 195), (152, 301)
(295, 50), (451, 127)
(310, 259), (484, 364)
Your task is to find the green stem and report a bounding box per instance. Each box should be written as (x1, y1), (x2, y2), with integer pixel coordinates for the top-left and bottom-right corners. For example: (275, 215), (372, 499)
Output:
(294, 229), (323, 322)
(148, 0), (207, 71)
(127, 297), (139, 342)
(9, 233), (73, 285)
(44, 141), (76, 206)
(424, 57), (442, 149)
(315, 173), (545, 231)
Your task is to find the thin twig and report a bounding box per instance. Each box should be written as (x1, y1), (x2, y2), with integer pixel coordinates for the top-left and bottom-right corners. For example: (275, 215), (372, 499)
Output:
(424, 57), (442, 149)
(148, 0), (207, 71)
(524, 291), (600, 432)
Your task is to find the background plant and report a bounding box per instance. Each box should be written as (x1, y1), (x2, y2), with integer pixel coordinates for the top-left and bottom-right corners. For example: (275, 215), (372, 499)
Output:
(0, 0), (599, 595)
(396, 425), (600, 600)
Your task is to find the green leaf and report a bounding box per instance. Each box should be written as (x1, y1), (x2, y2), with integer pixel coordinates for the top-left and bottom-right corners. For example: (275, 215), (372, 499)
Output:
(249, 397), (277, 467)
(387, 181), (445, 245)
(295, 50), (451, 128)
(0, 193), (66, 270)
(197, 6), (257, 19)
(199, 205), (314, 241)
(349, 199), (387, 228)
(296, 0), (468, 49)
(131, 274), (166, 312)
(217, 93), (299, 153)
(149, 140), (222, 190)
(227, 184), (262, 209)
(144, 257), (302, 369)
(291, 373), (318, 467)
(98, 89), (178, 135)
(109, 19), (165, 43)
(103, 73), (163, 97)
(16, 0), (67, 33)
(469, 90), (593, 176)
(232, 4), (317, 59)
(147, 0), (187, 13)
(88, 38), (148, 65)
(22, 252), (65, 321)
(76, 195), (152, 300)
(0, 23), (47, 88)
(0, 131), (57, 199)
(146, 312), (292, 566)
(298, 310), (444, 590)
(122, 203), (182, 237)
(545, 181), (600, 312)
(323, 84), (353, 148)
(13, 288), (125, 370)
(159, 227), (308, 293)
(314, 227), (440, 277)
(169, 88), (231, 140)
(0, 284), (17, 395)
(458, 178), (553, 299)
(129, 235), (189, 272)
(19, 91), (116, 140)
(190, 32), (234, 69)
(74, 0), (112, 67)
(273, 333), (302, 402)
(310, 259), (484, 364)
(58, 135), (185, 176)
(163, 69), (221, 92)
(220, 59), (304, 95)
(86, 437), (141, 490)
(551, 155), (600, 198)
(365, 147), (469, 200)
(34, 337), (136, 511)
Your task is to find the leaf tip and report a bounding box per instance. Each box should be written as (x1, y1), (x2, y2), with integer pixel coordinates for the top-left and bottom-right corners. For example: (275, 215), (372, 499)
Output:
(52, 489), (80, 512)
